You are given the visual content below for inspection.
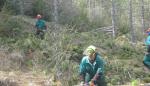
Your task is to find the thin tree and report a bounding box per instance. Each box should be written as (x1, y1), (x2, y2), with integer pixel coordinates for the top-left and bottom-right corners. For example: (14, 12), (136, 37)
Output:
(53, 0), (58, 23)
(88, 0), (91, 21)
(19, 0), (24, 15)
(99, 0), (103, 16)
(129, 0), (136, 43)
(0, 0), (6, 11)
(111, 0), (116, 38)
(141, 0), (145, 36)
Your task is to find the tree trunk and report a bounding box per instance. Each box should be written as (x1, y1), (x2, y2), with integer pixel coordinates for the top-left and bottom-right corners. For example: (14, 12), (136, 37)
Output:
(19, 0), (24, 15)
(141, 0), (145, 35)
(88, 0), (91, 21)
(111, 0), (116, 38)
(100, 0), (103, 16)
(129, 0), (136, 43)
(53, 0), (58, 23)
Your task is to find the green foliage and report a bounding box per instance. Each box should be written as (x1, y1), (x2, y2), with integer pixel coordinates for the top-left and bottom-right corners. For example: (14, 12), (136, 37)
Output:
(111, 44), (143, 60)
(0, 14), (146, 86)
(2, 0), (21, 15)
(61, 60), (70, 71)
(102, 38), (116, 49)
(131, 80), (138, 86)
(25, 59), (33, 67)
(109, 75), (121, 85)
(32, 0), (45, 15)
(32, 0), (51, 20)
(143, 77), (150, 83)
(0, 14), (23, 38)
(0, 0), (149, 85)
(0, 0), (6, 11)
(118, 45), (135, 59)
(118, 23), (129, 35)
(14, 34), (44, 50)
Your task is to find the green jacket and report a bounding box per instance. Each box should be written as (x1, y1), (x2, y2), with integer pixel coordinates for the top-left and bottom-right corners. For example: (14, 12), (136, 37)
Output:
(143, 54), (150, 68)
(79, 53), (105, 81)
(145, 35), (150, 46)
(35, 19), (46, 30)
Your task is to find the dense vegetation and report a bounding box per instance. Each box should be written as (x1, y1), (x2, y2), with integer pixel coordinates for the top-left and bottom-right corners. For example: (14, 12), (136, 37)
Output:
(0, 0), (150, 86)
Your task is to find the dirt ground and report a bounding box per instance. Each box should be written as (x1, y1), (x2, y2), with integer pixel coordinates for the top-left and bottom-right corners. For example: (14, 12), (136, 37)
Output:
(0, 71), (62, 86)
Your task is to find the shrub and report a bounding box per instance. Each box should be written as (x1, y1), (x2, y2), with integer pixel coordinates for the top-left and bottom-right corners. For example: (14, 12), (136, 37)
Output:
(2, 0), (21, 15)
(32, 0), (51, 21)
(0, 0), (6, 11)
(0, 14), (23, 38)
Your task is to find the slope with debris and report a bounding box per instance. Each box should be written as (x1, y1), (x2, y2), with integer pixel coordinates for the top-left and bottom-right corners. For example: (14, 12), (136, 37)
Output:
(0, 71), (62, 86)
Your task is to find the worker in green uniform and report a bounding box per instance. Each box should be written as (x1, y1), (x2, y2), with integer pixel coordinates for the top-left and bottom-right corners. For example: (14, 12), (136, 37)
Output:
(79, 45), (107, 86)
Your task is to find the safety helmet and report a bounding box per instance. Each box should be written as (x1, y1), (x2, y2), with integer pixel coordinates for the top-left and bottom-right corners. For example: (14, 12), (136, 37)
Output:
(146, 28), (150, 33)
(84, 45), (97, 55)
(36, 14), (42, 19)
(145, 28), (150, 35)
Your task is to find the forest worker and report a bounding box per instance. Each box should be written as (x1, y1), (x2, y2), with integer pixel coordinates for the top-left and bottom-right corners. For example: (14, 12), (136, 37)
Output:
(143, 44), (150, 69)
(143, 28), (150, 69)
(145, 28), (150, 48)
(35, 14), (47, 39)
(79, 45), (107, 86)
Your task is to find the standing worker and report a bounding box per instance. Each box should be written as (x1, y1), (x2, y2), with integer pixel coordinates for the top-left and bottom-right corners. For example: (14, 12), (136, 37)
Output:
(35, 14), (47, 39)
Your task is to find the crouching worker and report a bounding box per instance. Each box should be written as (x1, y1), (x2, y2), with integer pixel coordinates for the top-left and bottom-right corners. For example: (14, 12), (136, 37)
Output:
(79, 45), (107, 86)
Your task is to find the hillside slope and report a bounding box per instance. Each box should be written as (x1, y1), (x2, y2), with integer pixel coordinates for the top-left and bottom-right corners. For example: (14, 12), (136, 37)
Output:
(0, 15), (150, 86)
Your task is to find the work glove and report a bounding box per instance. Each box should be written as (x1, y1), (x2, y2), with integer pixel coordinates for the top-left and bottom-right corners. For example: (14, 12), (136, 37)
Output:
(89, 80), (95, 86)
(79, 74), (84, 82)
(79, 81), (84, 86)
(90, 79), (97, 86)
(43, 29), (46, 32)
(93, 68), (103, 80)
(79, 81), (89, 86)
(92, 73), (100, 82)
(84, 82), (89, 86)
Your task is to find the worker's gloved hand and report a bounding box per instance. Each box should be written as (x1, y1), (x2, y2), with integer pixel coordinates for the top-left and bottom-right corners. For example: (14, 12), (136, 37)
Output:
(79, 81), (89, 86)
(92, 73), (100, 82)
(79, 74), (84, 81)
(89, 81), (94, 86)
(92, 68), (102, 81)
(79, 81), (85, 86)
(84, 82), (89, 86)
(90, 79), (97, 86)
